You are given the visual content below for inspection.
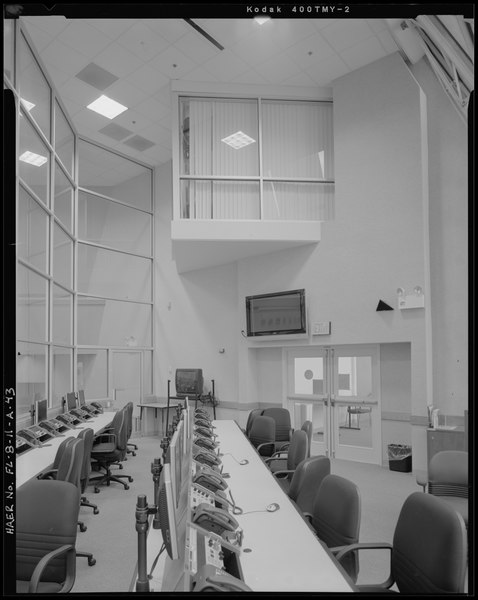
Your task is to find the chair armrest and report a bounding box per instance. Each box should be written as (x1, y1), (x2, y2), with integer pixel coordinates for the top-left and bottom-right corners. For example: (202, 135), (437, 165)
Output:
(334, 542), (394, 589)
(272, 469), (294, 479)
(276, 442), (290, 452)
(415, 470), (428, 492)
(28, 544), (76, 593)
(256, 441), (276, 454)
(37, 469), (59, 480)
(93, 432), (116, 445)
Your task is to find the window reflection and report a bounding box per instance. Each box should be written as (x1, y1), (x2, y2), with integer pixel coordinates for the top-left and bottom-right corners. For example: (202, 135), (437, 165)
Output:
(77, 349), (107, 399)
(19, 111), (49, 204)
(18, 33), (51, 140)
(52, 346), (72, 407)
(17, 265), (47, 342)
(55, 101), (74, 176)
(52, 284), (72, 345)
(4, 18), (15, 83)
(53, 224), (73, 289)
(54, 162), (73, 232)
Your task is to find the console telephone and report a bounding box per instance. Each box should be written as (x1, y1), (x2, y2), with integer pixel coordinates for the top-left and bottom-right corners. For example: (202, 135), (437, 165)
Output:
(193, 469), (228, 493)
(194, 435), (217, 452)
(195, 426), (216, 439)
(39, 420), (65, 436)
(192, 564), (252, 593)
(56, 413), (78, 428)
(70, 408), (92, 421)
(17, 434), (37, 449)
(195, 418), (214, 430)
(192, 503), (239, 536)
(89, 402), (104, 414)
(17, 427), (48, 446)
(193, 445), (221, 468)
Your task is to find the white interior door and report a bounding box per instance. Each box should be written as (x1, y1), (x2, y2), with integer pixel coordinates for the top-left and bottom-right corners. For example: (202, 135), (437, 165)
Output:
(286, 344), (381, 464)
(111, 350), (142, 413)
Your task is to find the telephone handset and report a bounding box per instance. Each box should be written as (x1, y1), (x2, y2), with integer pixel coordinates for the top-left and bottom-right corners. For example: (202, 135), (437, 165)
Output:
(193, 445), (221, 468)
(194, 435), (217, 452)
(80, 404), (97, 415)
(195, 426), (216, 440)
(193, 468), (228, 493)
(192, 564), (252, 593)
(90, 402), (104, 414)
(70, 408), (91, 420)
(195, 418), (214, 429)
(192, 503), (239, 535)
(17, 428), (43, 446)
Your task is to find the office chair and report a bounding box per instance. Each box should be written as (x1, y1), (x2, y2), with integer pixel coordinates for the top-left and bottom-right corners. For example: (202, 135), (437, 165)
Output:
(275, 420), (313, 458)
(264, 429), (308, 493)
(304, 474), (361, 583)
(262, 407), (292, 451)
(16, 479), (80, 593)
(248, 415), (276, 457)
(416, 450), (468, 528)
(244, 408), (263, 437)
(287, 455), (331, 516)
(90, 407), (133, 491)
(125, 401), (137, 456)
(77, 428), (99, 515)
(335, 491), (467, 593)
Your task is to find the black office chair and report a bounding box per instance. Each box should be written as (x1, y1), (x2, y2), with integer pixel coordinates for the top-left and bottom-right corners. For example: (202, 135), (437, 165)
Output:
(287, 455), (331, 515)
(335, 491), (467, 593)
(264, 429), (308, 493)
(416, 450), (468, 529)
(16, 479), (80, 593)
(125, 401), (137, 456)
(248, 415), (276, 457)
(90, 407), (133, 491)
(262, 407), (292, 451)
(304, 474), (362, 583)
(274, 419), (313, 458)
(77, 428), (99, 515)
(244, 408), (263, 437)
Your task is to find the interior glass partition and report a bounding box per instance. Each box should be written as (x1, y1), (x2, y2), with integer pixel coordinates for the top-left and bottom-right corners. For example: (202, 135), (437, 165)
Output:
(9, 21), (154, 421)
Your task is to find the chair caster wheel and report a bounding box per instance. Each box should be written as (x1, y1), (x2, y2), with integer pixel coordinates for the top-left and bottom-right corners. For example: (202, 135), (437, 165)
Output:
(125, 485), (130, 490)
(128, 477), (134, 482)
(94, 487), (100, 494)
(119, 464), (123, 469)
(132, 452), (136, 457)
(88, 558), (96, 567)
(93, 508), (99, 515)
(80, 524), (87, 532)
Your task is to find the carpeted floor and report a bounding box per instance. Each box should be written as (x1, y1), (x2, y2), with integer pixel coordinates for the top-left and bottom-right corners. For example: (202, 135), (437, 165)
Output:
(72, 435), (466, 593)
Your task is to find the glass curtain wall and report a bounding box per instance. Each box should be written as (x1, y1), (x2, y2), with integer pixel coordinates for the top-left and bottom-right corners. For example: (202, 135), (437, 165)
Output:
(179, 96), (334, 221)
(8, 22), (154, 420)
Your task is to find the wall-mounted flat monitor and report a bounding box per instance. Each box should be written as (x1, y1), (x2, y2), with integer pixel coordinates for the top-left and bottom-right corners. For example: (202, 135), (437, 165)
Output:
(66, 392), (77, 412)
(34, 398), (48, 424)
(245, 289), (307, 337)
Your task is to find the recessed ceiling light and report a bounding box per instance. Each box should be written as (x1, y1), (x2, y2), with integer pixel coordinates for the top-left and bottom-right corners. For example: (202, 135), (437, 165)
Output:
(254, 16), (271, 25)
(19, 151), (48, 167)
(20, 98), (35, 111)
(87, 95), (128, 119)
(221, 131), (256, 149)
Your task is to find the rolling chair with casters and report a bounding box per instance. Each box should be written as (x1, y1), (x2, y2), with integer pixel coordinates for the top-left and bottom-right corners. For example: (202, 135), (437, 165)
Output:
(77, 428), (99, 515)
(416, 450), (468, 529)
(274, 420), (313, 458)
(304, 474), (361, 583)
(264, 429), (308, 494)
(287, 455), (331, 515)
(90, 407), (133, 491)
(335, 491), (467, 593)
(16, 479), (80, 593)
(262, 407), (293, 452)
(247, 415), (276, 457)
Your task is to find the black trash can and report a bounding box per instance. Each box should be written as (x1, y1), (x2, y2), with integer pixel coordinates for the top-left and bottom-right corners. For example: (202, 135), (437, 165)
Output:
(388, 444), (412, 472)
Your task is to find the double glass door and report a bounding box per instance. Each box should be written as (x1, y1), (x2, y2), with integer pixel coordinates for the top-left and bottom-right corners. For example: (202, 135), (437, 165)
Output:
(286, 345), (381, 464)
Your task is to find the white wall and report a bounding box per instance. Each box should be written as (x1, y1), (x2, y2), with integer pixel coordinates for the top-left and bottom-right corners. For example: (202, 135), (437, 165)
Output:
(410, 60), (468, 418)
(154, 161), (239, 412)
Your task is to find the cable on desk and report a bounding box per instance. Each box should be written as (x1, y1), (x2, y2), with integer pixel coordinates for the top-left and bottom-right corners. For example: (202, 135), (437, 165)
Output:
(148, 543), (166, 580)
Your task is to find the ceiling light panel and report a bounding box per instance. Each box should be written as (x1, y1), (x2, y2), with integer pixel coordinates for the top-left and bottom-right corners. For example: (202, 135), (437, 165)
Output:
(221, 131), (256, 149)
(75, 62), (119, 91)
(19, 151), (48, 166)
(87, 95), (128, 119)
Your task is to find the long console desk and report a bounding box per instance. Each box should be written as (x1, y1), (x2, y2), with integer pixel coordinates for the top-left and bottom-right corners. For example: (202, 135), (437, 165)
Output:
(141, 419), (355, 593)
(16, 412), (113, 489)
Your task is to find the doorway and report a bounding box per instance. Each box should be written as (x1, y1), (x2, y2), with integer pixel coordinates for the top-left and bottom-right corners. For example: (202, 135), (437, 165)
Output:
(111, 350), (143, 413)
(286, 345), (381, 464)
